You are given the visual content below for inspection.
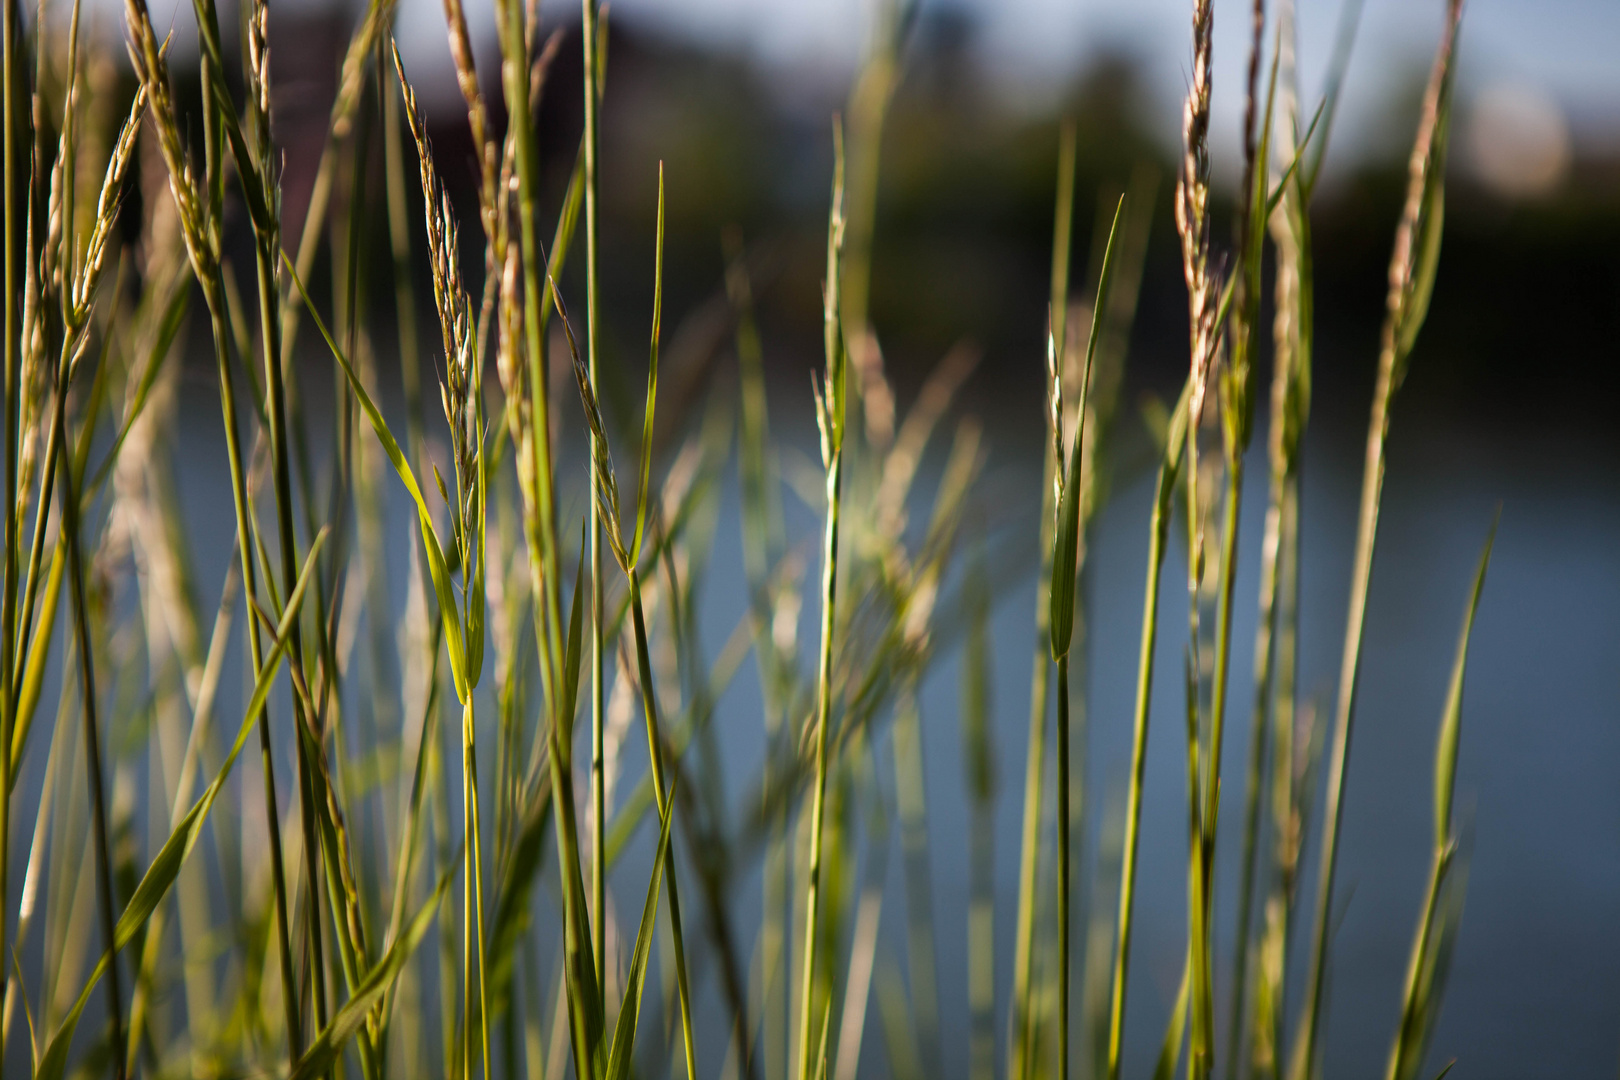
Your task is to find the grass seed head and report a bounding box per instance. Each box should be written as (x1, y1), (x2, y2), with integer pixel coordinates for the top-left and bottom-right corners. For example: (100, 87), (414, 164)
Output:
(396, 45), (478, 533)
(70, 88), (145, 333)
(246, 0), (275, 183)
(1178, 0), (1218, 425)
(125, 0), (212, 281)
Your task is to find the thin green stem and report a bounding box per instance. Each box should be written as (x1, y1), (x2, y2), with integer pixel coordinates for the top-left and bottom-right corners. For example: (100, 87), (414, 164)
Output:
(204, 285), (302, 1062)
(1227, 466), (1284, 1080)
(797, 443), (842, 1080)
(54, 378), (126, 1080)
(629, 569), (697, 1080)
(893, 686), (940, 1075)
(497, 0), (595, 1065)
(1293, 367), (1388, 1080)
(1190, 455), (1243, 1080)
(1009, 603), (1049, 1080)
(465, 697), (492, 1080)
(256, 233), (332, 1044)
(1055, 654), (1071, 1080)
(1205, 460), (1242, 845)
(1184, 650), (1211, 1080)
(580, 0), (607, 1012)
(1294, 1), (1461, 1058)
(1106, 389), (1186, 1080)
(1011, 120), (1075, 1080)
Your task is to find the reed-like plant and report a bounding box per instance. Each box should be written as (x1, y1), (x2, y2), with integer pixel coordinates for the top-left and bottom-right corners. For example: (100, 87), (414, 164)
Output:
(798, 118), (847, 1080)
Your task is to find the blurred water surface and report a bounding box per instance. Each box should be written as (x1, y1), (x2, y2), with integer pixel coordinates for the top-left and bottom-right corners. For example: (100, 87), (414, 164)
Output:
(156, 359), (1620, 1077)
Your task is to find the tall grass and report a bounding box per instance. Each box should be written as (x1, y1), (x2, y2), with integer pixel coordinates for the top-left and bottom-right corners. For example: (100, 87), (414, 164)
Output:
(0, 0), (1494, 1078)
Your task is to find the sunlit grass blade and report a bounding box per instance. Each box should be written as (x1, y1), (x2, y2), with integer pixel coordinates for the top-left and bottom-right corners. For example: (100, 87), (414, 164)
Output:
(798, 116), (846, 1080)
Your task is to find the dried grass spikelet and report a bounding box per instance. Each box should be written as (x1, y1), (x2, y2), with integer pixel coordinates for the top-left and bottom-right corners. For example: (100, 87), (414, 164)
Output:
(69, 90), (146, 339)
(439, 0), (496, 240)
(1381, 0), (1463, 393)
(16, 209), (47, 531)
(1177, 0), (1217, 427)
(123, 0), (211, 281)
(43, 103), (73, 302)
(497, 240), (526, 439)
(245, 0), (275, 192)
(395, 45), (478, 543)
(496, 238), (534, 506)
(1045, 317), (1064, 523)
(1268, 0), (1310, 475)
(549, 274), (628, 568)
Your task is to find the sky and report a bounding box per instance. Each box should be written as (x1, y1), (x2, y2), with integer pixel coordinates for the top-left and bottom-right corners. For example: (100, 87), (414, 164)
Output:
(439, 0), (1618, 171)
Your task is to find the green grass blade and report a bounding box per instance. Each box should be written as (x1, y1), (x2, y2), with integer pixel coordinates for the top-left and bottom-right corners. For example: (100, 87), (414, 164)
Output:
(290, 854), (463, 1080)
(480, 786), (554, 1035)
(1152, 959), (1190, 1080)
(1434, 515), (1496, 846)
(603, 774), (678, 1080)
(629, 163), (664, 565)
(1386, 518), (1495, 1080)
(283, 250), (468, 696)
(1048, 195), (1124, 663)
(565, 520), (589, 740)
(1106, 377), (1191, 1080)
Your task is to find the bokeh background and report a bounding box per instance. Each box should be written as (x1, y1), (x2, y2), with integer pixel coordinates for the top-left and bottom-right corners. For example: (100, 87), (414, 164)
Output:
(140, 0), (1620, 1074)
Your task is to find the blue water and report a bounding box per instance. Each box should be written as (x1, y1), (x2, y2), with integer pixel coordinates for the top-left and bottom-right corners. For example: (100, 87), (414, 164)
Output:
(13, 358), (1617, 1078)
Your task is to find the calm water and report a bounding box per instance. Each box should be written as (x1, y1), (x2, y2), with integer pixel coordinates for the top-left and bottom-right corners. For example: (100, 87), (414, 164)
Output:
(133, 366), (1620, 1077)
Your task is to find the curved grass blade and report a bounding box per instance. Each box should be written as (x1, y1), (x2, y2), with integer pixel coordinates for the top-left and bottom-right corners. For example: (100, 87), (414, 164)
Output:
(1388, 516), (1496, 1080)
(479, 784), (554, 1034)
(283, 250), (468, 696)
(1152, 959), (1191, 1080)
(290, 852), (463, 1080)
(1048, 194), (1123, 664)
(629, 163), (664, 565)
(603, 774), (678, 1080)
(10, 543), (64, 779)
(1048, 193), (1123, 1080)
(1434, 514), (1496, 846)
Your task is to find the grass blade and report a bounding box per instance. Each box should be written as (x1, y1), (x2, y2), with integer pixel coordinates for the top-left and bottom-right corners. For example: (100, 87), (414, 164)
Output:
(1387, 517), (1495, 1080)
(283, 250), (468, 696)
(603, 773), (678, 1080)
(291, 854), (464, 1080)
